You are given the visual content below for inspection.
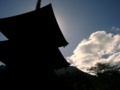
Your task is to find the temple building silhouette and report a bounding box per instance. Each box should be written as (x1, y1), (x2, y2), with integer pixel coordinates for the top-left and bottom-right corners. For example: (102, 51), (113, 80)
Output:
(0, 0), (71, 89)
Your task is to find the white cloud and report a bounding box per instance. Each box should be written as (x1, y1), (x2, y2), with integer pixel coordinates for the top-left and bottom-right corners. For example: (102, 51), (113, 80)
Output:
(111, 26), (120, 31)
(111, 26), (115, 30)
(116, 28), (120, 31)
(66, 31), (120, 73)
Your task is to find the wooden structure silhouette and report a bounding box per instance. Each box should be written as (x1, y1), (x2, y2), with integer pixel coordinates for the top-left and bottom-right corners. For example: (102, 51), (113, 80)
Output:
(0, 1), (70, 89)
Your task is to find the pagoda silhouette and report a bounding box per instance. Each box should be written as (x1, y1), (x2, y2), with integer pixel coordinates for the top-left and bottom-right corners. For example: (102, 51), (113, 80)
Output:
(0, 0), (71, 89)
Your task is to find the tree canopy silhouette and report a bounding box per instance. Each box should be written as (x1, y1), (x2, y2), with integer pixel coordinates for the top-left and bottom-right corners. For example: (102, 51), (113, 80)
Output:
(87, 62), (120, 76)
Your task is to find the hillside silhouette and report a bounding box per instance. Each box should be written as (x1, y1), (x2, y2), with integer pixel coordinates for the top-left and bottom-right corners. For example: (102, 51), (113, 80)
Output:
(56, 63), (120, 90)
(0, 65), (5, 71)
(54, 66), (93, 76)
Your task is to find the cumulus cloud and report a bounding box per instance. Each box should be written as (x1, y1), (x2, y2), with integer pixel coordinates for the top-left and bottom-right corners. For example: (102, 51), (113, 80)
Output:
(116, 28), (120, 31)
(111, 26), (120, 31)
(66, 31), (120, 73)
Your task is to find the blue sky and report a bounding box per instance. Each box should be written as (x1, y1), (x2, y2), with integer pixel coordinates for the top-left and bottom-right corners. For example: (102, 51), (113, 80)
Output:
(0, 0), (120, 73)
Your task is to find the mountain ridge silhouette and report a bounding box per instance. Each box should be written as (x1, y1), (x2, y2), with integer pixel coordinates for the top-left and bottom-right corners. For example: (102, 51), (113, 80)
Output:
(54, 66), (94, 77)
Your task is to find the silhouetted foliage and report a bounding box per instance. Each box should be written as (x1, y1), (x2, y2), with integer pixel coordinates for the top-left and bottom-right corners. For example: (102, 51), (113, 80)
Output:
(57, 63), (120, 90)
(0, 65), (5, 72)
(87, 62), (119, 76)
(58, 70), (95, 90)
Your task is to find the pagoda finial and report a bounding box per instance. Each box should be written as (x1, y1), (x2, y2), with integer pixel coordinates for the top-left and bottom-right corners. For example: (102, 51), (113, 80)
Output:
(35, 0), (41, 10)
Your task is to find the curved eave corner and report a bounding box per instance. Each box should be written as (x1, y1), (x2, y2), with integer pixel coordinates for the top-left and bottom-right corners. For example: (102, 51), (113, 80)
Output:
(48, 3), (69, 47)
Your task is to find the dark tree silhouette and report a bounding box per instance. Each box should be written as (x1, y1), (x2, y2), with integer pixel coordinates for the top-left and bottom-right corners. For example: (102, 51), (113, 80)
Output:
(87, 62), (120, 90)
(87, 62), (119, 76)
(0, 1), (71, 89)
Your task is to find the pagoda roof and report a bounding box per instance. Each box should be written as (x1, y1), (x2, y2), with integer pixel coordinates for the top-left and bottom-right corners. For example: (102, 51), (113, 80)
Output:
(0, 3), (69, 47)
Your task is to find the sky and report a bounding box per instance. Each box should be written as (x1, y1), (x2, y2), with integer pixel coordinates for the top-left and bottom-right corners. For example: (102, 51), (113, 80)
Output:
(0, 0), (120, 73)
